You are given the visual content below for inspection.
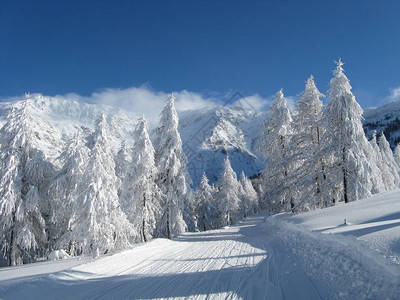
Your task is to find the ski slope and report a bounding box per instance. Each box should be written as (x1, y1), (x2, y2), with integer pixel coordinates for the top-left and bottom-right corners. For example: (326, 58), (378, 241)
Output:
(1, 191), (400, 299)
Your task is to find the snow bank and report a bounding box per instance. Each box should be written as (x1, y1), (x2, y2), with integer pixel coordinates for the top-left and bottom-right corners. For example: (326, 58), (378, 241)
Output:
(264, 189), (400, 299)
(47, 250), (70, 261)
(280, 189), (400, 264)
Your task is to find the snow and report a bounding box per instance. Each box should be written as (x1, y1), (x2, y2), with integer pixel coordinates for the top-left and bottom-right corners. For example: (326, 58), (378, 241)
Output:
(0, 96), (265, 187)
(1, 190), (399, 299)
(276, 189), (400, 265)
(47, 250), (70, 261)
(178, 106), (265, 186)
(0, 94), (399, 189)
(0, 256), (93, 282)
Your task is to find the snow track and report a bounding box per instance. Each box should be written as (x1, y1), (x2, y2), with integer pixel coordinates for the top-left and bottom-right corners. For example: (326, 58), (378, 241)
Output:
(0, 215), (399, 299)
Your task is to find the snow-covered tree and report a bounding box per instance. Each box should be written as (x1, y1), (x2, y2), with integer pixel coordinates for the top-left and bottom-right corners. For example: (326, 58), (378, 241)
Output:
(378, 133), (400, 187)
(47, 128), (90, 250)
(195, 173), (217, 231)
(115, 140), (131, 187)
(368, 133), (389, 193)
(0, 105), (48, 265)
(59, 114), (134, 256)
(257, 89), (293, 211)
(288, 76), (326, 211)
(239, 171), (259, 216)
(394, 144), (400, 168)
(321, 59), (375, 204)
(216, 156), (241, 226)
(120, 116), (161, 242)
(154, 93), (193, 238)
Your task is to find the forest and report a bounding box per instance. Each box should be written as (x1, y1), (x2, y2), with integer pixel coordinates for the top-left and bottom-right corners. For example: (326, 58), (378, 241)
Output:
(1, 60), (399, 266)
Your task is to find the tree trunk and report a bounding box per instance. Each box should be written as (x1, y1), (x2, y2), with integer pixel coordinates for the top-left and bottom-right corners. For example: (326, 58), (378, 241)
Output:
(343, 147), (349, 203)
(142, 194), (147, 242)
(9, 212), (17, 266)
(166, 203), (171, 240)
(142, 219), (147, 242)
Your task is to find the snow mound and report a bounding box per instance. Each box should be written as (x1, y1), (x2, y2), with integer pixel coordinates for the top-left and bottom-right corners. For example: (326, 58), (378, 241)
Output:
(272, 189), (400, 264)
(47, 250), (70, 261)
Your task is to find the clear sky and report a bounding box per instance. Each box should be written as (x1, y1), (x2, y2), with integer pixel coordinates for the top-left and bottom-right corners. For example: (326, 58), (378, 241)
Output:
(1, 0), (400, 108)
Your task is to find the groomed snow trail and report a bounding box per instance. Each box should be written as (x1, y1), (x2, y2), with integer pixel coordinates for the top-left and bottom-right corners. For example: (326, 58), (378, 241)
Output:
(0, 215), (399, 299)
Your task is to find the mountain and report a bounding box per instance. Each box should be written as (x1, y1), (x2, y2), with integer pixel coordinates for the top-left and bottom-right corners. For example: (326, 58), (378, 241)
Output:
(1, 95), (399, 188)
(363, 101), (400, 148)
(0, 95), (137, 169)
(0, 95), (265, 187)
(179, 106), (265, 186)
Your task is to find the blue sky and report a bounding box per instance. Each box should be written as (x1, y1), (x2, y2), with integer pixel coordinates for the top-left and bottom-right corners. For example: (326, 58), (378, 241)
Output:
(1, 0), (400, 109)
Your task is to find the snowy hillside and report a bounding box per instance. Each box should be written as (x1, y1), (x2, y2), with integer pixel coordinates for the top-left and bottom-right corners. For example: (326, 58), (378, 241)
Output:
(1, 190), (399, 299)
(2, 96), (399, 187)
(363, 101), (400, 148)
(1, 95), (400, 185)
(0, 95), (265, 186)
(179, 106), (265, 185)
(0, 95), (138, 167)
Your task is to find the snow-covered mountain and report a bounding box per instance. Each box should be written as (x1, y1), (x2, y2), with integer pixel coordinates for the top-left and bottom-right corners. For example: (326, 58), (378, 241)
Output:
(1, 95), (399, 187)
(0, 95), (137, 167)
(179, 106), (265, 185)
(0, 95), (265, 187)
(363, 101), (400, 148)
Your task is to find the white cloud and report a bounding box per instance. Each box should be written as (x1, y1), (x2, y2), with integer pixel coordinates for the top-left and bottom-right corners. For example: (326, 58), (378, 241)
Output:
(5, 85), (298, 124)
(54, 86), (218, 126)
(233, 94), (271, 112)
(388, 87), (400, 102)
(375, 86), (400, 107)
(59, 86), (293, 118)
(232, 92), (297, 112)
(284, 96), (297, 110)
(67, 86), (298, 116)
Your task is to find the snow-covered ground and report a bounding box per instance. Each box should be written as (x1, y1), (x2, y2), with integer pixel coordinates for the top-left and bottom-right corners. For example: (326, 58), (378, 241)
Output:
(1, 191), (399, 299)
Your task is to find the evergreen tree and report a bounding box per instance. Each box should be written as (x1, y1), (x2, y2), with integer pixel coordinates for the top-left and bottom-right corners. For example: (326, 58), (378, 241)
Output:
(115, 140), (131, 191)
(154, 93), (193, 238)
(47, 128), (90, 252)
(0, 104), (48, 265)
(378, 133), (400, 187)
(59, 114), (134, 256)
(394, 144), (400, 168)
(216, 156), (241, 226)
(120, 116), (161, 242)
(321, 60), (375, 203)
(239, 171), (259, 216)
(288, 76), (326, 211)
(368, 133), (389, 193)
(195, 173), (217, 231)
(257, 89), (293, 211)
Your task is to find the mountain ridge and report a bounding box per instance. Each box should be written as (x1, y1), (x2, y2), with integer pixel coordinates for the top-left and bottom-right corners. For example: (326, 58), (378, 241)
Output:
(0, 95), (398, 186)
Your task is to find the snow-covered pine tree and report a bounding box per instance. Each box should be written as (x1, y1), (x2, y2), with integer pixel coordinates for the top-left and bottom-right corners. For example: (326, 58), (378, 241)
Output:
(115, 140), (131, 189)
(378, 133), (400, 187)
(368, 133), (390, 193)
(47, 128), (90, 252)
(321, 59), (376, 204)
(394, 144), (400, 168)
(257, 89), (293, 212)
(0, 104), (48, 265)
(59, 114), (134, 256)
(239, 171), (259, 217)
(154, 93), (193, 239)
(288, 75), (326, 211)
(216, 156), (241, 227)
(195, 173), (217, 231)
(120, 116), (161, 242)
